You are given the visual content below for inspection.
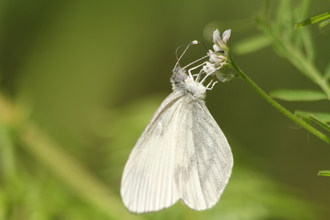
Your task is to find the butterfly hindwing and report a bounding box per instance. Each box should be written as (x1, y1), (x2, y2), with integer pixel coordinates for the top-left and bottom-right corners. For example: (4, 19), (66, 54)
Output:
(174, 94), (233, 210)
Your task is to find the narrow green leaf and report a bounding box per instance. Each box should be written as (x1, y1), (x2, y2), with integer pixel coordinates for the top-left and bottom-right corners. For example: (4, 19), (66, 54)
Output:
(294, 1), (315, 62)
(295, 22), (315, 62)
(324, 62), (330, 80)
(296, 12), (330, 28)
(318, 170), (330, 176)
(233, 34), (271, 55)
(295, 111), (330, 123)
(318, 19), (330, 29)
(310, 116), (330, 133)
(270, 89), (328, 101)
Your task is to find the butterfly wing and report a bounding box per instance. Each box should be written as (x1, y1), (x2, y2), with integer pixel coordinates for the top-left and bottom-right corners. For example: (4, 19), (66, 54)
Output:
(121, 90), (185, 214)
(121, 90), (233, 213)
(174, 95), (233, 211)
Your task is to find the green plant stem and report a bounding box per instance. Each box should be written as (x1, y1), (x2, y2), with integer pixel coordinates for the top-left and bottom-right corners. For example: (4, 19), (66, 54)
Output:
(229, 55), (330, 144)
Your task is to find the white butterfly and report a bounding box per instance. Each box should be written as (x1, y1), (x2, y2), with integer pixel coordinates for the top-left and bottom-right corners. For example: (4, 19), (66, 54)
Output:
(121, 37), (233, 214)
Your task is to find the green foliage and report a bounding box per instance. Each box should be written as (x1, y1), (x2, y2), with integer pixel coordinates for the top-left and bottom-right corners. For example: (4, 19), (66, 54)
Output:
(294, 111), (330, 136)
(295, 12), (330, 29)
(270, 89), (328, 101)
(0, 0), (329, 219)
(233, 0), (330, 177)
(0, 173), (111, 220)
(234, 0), (330, 137)
(233, 34), (271, 55)
(318, 170), (330, 176)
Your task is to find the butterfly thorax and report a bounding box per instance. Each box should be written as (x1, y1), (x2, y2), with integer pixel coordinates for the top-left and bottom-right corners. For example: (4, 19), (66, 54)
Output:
(171, 67), (206, 100)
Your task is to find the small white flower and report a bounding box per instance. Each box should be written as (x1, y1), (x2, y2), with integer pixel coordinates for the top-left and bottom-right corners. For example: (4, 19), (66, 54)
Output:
(215, 71), (236, 83)
(212, 29), (231, 54)
(208, 50), (226, 64)
(202, 61), (218, 75)
(209, 29), (231, 65)
(201, 29), (232, 81)
(221, 30), (231, 45)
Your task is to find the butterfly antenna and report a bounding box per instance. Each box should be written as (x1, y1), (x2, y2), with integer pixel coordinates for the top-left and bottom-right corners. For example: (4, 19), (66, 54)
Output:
(198, 41), (208, 51)
(174, 40), (200, 70)
(180, 41), (210, 77)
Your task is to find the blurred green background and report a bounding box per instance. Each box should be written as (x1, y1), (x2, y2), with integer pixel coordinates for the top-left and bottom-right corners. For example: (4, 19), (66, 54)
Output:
(1, 0), (330, 219)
